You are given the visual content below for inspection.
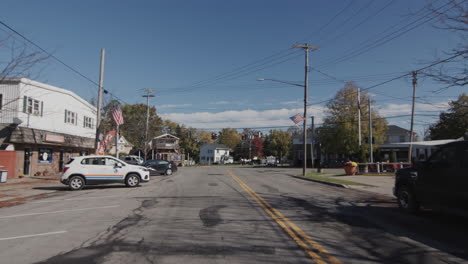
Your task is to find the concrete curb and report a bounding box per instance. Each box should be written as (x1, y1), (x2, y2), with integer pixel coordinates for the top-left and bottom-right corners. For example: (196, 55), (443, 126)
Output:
(291, 175), (348, 188)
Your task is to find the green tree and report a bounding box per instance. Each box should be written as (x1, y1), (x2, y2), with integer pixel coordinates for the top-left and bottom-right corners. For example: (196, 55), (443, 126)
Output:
(319, 82), (388, 161)
(428, 93), (468, 139)
(264, 130), (292, 160)
(218, 128), (241, 149)
(120, 104), (163, 150)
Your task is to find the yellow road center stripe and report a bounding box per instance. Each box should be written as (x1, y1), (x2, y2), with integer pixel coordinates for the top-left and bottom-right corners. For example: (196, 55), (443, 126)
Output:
(228, 170), (342, 264)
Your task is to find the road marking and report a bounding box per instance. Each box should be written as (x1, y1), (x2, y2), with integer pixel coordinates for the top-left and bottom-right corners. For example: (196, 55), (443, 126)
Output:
(0, 205), (119, 219)
(0, 231), (67, 241)
(228, 170), (342, 264)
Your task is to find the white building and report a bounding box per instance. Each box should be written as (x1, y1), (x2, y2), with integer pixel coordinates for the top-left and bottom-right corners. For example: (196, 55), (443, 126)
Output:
(199, 144), (230, 164)
(108, 135), (134, 155)
(0, 78), (97, 178)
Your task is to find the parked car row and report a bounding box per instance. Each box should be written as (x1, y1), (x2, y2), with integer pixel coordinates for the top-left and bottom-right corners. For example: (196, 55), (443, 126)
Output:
(60, 155), (178, 190)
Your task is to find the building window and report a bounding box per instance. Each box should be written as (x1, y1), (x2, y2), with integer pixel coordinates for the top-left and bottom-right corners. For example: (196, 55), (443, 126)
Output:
(65, 110), (78, 125)
(23, 96), (43, 116)
(399, 135), (405, 142)
(0, 94), (2, 110)
(83, 116), (94, 129)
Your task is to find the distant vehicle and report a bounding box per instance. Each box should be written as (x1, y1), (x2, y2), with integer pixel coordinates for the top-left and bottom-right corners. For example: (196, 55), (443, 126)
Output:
(394, 141), (468, 215)
(141, 159), (177, 176)
(61, 155), (150, 190)
(266, 156), (278, 166)
(120, 155), (144, 165)
(222, 156), (234, 164)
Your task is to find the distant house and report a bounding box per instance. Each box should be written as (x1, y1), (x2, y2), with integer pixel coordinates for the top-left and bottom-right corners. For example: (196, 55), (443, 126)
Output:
(199, 144), (230, 164)
(148, 134), (183, 164)
(379, 125), (420, 162)
(384, 125), (419, 144)
(108, 135), (134, 155)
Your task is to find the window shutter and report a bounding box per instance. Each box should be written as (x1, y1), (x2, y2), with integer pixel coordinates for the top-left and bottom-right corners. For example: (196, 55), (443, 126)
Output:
(64, 110), (67, 123)
(40, 101), (43, 116)
(23, 96), (27, 113)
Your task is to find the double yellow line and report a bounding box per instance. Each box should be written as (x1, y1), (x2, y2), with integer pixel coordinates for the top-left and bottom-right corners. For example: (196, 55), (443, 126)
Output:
(227, 170), (341, 264)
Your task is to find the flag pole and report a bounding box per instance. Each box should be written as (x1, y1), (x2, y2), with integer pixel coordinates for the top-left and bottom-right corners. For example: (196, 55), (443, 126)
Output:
(115, 125), (119, 159)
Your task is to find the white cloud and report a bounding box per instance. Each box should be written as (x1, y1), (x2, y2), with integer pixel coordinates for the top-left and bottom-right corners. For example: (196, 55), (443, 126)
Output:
(209, 101), (233, 105)
(378, 101), (449, 116)
(280, 100), (301, 105)
(159, 106), (327, 129)
(158, 104), (192, 108)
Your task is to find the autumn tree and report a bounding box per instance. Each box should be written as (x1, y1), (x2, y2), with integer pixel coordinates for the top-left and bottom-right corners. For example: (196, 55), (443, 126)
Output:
(194, 131), (215, 145)
(319, 82), (388, 162)
(218, 128), (241, 149)
(428, 93), (468, 139)
(252, 137), (264, 157)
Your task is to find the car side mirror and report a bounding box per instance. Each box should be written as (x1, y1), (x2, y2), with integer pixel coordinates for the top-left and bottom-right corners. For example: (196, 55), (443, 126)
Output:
(114, 163), (123, 168)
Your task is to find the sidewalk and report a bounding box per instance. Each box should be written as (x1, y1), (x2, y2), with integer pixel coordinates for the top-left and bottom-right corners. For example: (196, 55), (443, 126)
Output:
(329, 175), (395, 197)
(0, 177), (63, 208)
(298, 168), (396, 197)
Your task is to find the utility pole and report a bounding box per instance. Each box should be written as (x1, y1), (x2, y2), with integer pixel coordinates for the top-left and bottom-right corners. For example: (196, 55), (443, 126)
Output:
(95, 48), (105, 153)
(142, 88), (155, 160)
(408, 71), (418, 163)
(249, 133), (252, 162)
(293, 44), (319, 177)
(368, 98), (374, 163)
(310, 116), (315, 168)
(357, 87), (362, 147)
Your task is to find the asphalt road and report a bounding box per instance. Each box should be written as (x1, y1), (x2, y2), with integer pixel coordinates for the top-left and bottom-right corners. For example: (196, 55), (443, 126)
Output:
(0, 166), (467, 264)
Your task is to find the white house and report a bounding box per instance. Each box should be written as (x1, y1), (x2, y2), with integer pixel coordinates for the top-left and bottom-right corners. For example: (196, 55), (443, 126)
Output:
(108, 135), (134, 155)
(0, 78), (97, 178)
(199, 144), (230, 164)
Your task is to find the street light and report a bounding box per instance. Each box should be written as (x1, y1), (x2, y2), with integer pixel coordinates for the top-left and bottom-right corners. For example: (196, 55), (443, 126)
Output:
(257, 78), (308, 176)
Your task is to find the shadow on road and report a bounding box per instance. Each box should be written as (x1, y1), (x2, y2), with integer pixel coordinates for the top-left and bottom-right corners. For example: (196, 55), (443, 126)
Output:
(266, 192), (468, 263)
(32, 185), (143, 191)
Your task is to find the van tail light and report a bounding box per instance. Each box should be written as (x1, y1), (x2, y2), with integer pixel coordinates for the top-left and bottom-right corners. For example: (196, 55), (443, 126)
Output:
(63, 167), (69, 174)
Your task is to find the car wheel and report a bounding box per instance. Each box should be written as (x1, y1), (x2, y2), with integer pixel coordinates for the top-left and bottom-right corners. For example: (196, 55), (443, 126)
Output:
(397, 185), (420, 213)
(69, 176), (85, 191)
(165, 168), (173, 176)
(125, 174), (140, 187)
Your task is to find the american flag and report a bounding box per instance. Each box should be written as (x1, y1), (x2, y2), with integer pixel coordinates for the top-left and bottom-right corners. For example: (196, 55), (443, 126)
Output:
(112, 106), (124, 126)
(290, 113), (305, 124)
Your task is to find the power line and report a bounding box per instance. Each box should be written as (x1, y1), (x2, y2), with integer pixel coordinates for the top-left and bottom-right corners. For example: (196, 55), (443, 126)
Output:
(0, 20), (99, 87)
(0, 19), (132, 106)
(318, 0), (455, 68)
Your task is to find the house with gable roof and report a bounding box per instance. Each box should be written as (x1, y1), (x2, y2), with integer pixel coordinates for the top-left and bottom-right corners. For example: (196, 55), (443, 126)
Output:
(148, 133), (183, 164)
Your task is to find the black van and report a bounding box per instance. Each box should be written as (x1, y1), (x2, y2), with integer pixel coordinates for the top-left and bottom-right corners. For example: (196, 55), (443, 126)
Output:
(394, 141), (468, 214)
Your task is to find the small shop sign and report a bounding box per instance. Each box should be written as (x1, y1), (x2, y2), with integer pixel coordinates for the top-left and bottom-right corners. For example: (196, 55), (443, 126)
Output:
(45, 134), (65, 143)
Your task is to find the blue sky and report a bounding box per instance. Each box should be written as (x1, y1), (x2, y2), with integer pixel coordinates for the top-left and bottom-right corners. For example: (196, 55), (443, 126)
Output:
(1, 0), (465, 137)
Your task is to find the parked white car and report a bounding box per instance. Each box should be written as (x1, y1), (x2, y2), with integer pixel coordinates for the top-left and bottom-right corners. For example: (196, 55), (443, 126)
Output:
(61, 155), (150, 190)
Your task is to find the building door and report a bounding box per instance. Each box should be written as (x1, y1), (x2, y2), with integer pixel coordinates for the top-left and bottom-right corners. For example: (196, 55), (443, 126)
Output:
(24, 148), (31, 175)
(59, 151), (64, 172)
